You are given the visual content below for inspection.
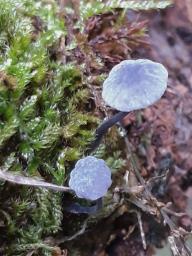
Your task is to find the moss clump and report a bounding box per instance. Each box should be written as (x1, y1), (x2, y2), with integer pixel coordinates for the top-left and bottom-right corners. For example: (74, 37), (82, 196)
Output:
(0, 0), (97, 255)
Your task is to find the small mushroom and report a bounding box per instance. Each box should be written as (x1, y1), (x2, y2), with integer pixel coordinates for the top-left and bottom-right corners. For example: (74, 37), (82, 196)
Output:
(87, 59), (168, 153)
(102, 59), (168, 112)
(69, 156), (112, 201)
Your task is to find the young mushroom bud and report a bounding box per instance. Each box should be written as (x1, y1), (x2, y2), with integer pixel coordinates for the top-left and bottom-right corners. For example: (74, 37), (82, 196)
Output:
(87, 59), (168, 154)
(69, 156), (112, 201)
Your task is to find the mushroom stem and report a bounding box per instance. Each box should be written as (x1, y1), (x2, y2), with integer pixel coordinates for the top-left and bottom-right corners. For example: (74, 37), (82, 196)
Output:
(65, 198), (103, 215)
(86, 111), (128, 154)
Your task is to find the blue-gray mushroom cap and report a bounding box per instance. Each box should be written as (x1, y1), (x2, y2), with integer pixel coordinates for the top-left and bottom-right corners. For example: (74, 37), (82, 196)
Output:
(102, 59), (168, 112)
(69, 156), (112, 201)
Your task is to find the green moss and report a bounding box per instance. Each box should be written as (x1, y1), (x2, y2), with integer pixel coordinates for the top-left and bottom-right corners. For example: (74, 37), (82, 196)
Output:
(79, 0), (172, 20)
(0, 1), (97, 255)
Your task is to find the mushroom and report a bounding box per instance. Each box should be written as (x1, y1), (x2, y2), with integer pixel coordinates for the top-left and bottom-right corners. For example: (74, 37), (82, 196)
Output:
(69, 156), (112, 201)
(87, 59), (168, 153)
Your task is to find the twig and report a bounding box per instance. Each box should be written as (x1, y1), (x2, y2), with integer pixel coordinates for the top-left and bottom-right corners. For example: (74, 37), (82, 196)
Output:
(0, 169), (73, 193)
(163, 208), (186, 218)
(123, 225), (136, 240)
(137, 211), (147, 250)
(123, 131), (177, 230)
(124, 136), (151, 198)
(168, 236), (182, 256)
(45, 218), (89, 244)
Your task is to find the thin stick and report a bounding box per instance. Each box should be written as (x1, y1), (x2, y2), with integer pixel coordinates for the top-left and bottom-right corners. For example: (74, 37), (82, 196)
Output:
(46, 218), (89, 244)
(137, 211), (147, 250)
(0, 169), (72, 192)
(124, 136), (151, 198)
(123, 132), (177, 231)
